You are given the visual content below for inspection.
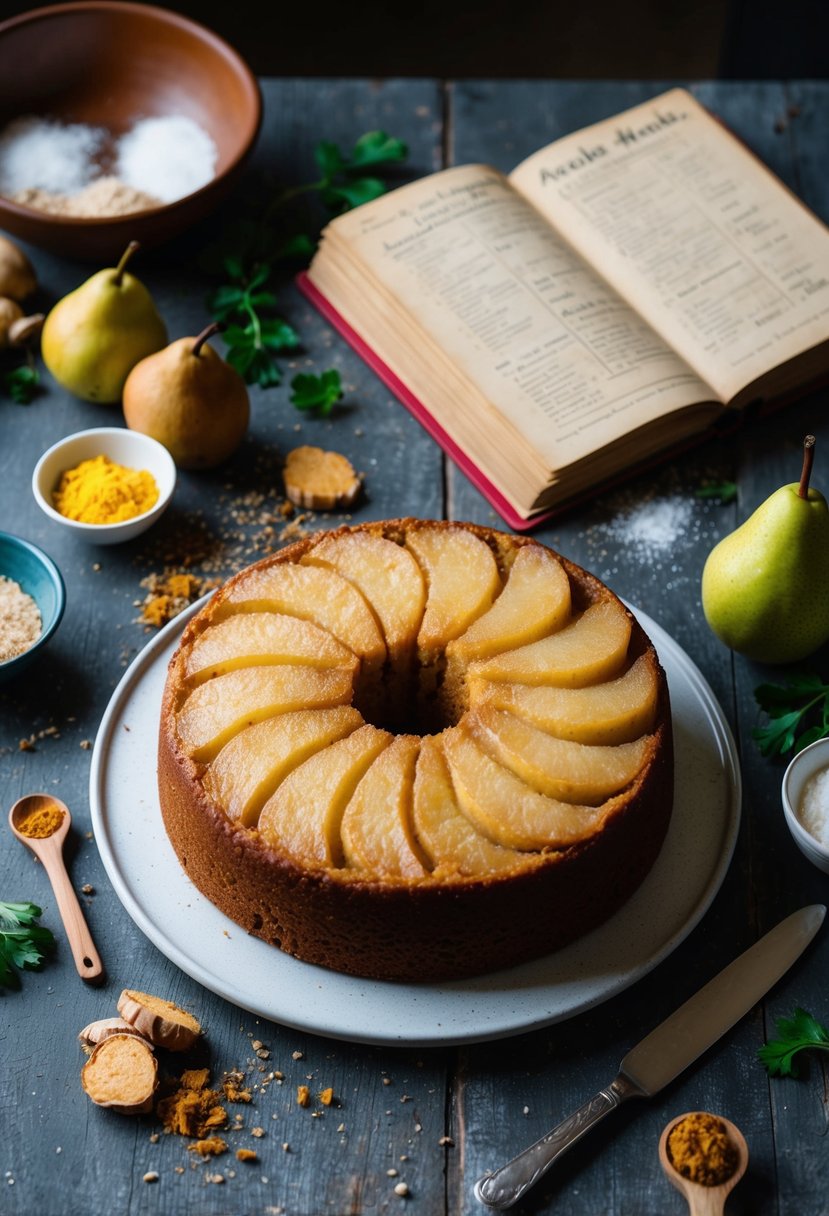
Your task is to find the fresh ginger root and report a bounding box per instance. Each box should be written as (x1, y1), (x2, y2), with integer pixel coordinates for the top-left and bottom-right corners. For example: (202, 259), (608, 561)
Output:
(283, 445), (362, 510)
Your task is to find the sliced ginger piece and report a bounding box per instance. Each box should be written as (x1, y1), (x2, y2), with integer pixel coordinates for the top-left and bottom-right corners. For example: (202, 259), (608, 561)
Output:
(283, 445), (362, 509)
(117, 989), (202, 1052)
(81, 1033), (158, 1115)
(79, 1017), (152, 1048)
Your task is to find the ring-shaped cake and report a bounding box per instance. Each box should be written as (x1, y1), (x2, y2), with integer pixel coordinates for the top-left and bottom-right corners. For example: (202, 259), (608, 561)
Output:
(158, 519), (673, 982)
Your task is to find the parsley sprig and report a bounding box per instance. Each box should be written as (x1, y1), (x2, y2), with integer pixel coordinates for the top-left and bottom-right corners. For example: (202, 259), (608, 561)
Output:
(696, 480), (738, 504)
(290, 370), (343, 416)
(0, 901), (55, 989)
(759, 1006), (829, 1076)
(207, 131), (407, 396)
(753, 673), (829, 757)
(4, 364), (39, 404)
(208, 261), (300, 387)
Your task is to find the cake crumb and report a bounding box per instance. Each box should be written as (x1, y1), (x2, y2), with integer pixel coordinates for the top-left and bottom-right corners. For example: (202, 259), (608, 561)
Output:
(296, 1085), (311, 1108)
(143, 1172), (159, 1184)
(236, 1148), (258, 1163)
(187, 1138), (227, 1157)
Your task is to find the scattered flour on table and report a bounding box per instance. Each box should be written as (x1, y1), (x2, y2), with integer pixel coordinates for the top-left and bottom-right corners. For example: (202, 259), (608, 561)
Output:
(596, 494), (695, 562)
(798, 767), (829, 847)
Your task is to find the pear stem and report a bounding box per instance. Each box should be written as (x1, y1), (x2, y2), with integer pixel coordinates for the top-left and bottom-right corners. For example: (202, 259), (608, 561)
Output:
(113, 240), (140, 287)
(191, 321), (224, 358)
(799, 434), (816, 498)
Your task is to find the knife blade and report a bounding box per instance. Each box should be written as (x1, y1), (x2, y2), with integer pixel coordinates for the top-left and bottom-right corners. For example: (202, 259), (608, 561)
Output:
(475, 904), (825, 1210)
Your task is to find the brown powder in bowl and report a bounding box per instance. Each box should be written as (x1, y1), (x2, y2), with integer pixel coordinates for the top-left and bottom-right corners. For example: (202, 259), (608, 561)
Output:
(11, 176), (162, 217)
(0, 575), (42, 662)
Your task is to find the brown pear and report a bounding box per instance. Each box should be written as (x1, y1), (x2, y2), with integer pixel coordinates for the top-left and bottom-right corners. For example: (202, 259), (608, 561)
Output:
(123, 322), (249, 469)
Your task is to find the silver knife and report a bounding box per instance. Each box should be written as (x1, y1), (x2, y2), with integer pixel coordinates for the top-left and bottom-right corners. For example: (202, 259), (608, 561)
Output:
(475, 903), (826, 1210)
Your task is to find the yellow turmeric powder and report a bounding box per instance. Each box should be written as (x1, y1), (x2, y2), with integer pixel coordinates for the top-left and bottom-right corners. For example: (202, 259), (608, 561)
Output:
(17, 801), (64, 838)
(667, 1112), (738, 1186)
(156, 1068), (228, 1138)
(53, 454), (158, 524)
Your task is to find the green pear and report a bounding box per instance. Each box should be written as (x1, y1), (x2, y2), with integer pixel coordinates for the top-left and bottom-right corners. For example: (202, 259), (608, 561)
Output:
(41, 241), (167, 403)
(122, 322), (250, 469)
(701, 436), (829, 663)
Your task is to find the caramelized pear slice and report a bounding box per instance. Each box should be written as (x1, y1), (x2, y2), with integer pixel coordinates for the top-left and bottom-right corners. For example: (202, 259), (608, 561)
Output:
(176, 666), (354, 762)
(184, 613), (359, 685)
(258, 724), (392, 866)
(468, 653), (659, 744)
(204, 706), (363, 826)
(467, 706), (650, 804)
(446, 543), (571, 664)
(412, 735), (526, 875)
(341, 736), (428, 878)
(405, 526), (501, 657)
(467, 600), (631, 688)
(214, 562), (386, 668)
(302, 532), (426, 655)
(442, 724), (605, 850)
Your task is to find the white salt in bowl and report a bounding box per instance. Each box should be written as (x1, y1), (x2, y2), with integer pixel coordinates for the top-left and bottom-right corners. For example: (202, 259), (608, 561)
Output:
(781, 738), (829, 875)
(32, 426), (176, 545)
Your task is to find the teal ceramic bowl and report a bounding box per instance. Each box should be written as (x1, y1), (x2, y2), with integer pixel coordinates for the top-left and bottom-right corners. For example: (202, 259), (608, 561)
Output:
(0, 532), (65, 683)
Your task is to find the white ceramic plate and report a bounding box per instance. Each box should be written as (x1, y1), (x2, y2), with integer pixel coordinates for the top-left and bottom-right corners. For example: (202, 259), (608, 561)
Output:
(90, 600), (740, 1046)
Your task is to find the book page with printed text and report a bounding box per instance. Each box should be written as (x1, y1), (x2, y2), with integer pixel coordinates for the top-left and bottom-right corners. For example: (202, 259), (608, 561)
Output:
(510, 88), (829, 403)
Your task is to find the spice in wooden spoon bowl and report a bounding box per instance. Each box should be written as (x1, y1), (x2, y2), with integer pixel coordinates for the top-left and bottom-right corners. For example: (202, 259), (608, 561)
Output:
(9, 793), (104, 983)
(659, 1111), (748, 1216)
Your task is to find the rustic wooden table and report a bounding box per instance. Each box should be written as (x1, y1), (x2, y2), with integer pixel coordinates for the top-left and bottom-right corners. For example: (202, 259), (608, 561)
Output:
(2, 78), (828, 1216)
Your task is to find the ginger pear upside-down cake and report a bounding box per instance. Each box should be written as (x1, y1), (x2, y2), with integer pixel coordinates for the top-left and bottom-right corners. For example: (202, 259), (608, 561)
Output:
(158, 519), (673, 982)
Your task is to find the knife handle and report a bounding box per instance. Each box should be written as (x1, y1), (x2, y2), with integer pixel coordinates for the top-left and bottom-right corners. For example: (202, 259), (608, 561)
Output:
(474, 1073), (643, 1210)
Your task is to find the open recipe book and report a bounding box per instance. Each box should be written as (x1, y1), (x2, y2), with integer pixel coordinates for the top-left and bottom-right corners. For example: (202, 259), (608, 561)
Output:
(299, 88), (829, 528)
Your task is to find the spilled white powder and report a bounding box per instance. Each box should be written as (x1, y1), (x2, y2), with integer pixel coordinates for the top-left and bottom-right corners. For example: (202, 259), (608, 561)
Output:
(600, 495), (694, 562)
(798, 767), (829, 848)
(0, 115), (104, 195)
(116, 115), (218, 203)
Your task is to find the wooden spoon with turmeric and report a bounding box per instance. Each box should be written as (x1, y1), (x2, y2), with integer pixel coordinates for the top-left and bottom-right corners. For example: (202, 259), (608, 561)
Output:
(659, 1111), (748, 1216)
(9, 793), (104, 982)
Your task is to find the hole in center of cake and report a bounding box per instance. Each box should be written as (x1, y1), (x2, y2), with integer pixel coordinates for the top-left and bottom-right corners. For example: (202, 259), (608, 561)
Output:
(351, 657), (462, 736)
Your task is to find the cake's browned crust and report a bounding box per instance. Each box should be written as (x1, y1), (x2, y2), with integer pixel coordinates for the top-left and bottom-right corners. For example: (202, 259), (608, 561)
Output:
(157, 518), (673, 983)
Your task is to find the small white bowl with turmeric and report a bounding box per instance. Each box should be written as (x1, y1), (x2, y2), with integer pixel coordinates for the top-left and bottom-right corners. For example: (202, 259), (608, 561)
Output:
(32, 426), (176, 545)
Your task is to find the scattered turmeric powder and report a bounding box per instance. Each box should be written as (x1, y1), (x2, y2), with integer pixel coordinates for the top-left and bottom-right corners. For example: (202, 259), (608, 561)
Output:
(52, 453), (159, 525)
(187, 1137), (227, 1157)
(156, 1069), (228, 1138)
(139, 571), (216, 628)
(667, 1112), (738, 1186)
(16, 801), (64, 838)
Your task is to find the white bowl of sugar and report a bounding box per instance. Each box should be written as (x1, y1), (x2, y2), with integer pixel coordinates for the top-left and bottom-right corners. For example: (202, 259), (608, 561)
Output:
(782, 738), (829, 875)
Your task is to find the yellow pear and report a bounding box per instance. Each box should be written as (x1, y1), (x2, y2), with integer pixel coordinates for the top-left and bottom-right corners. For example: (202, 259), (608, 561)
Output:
(41, 241), (166, 403)
(123, 321), (249, 469)
(702, 436), (829, 663)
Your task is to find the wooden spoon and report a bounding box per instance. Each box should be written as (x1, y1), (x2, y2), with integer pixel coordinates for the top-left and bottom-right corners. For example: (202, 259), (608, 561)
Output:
(659, 1112), (748, 1216)
(9, 794), (104, 983)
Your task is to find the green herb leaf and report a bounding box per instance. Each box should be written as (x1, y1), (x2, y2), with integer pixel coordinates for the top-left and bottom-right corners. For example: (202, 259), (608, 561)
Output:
(290, 369), (343, 416)
(323, 177), (388, 213)
(759, 1007), (829, 1076)
(696, 481), (738, 504)
(4, 365), (39, 404)
(753, 674), (829, 757)
(0, 901), (56, 989)
(315, 139), (345, 178)
(348, 131), (409, 169)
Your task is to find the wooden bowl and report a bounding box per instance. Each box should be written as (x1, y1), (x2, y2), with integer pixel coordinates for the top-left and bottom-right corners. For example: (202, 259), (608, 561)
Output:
(0, 1), (262, 260)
